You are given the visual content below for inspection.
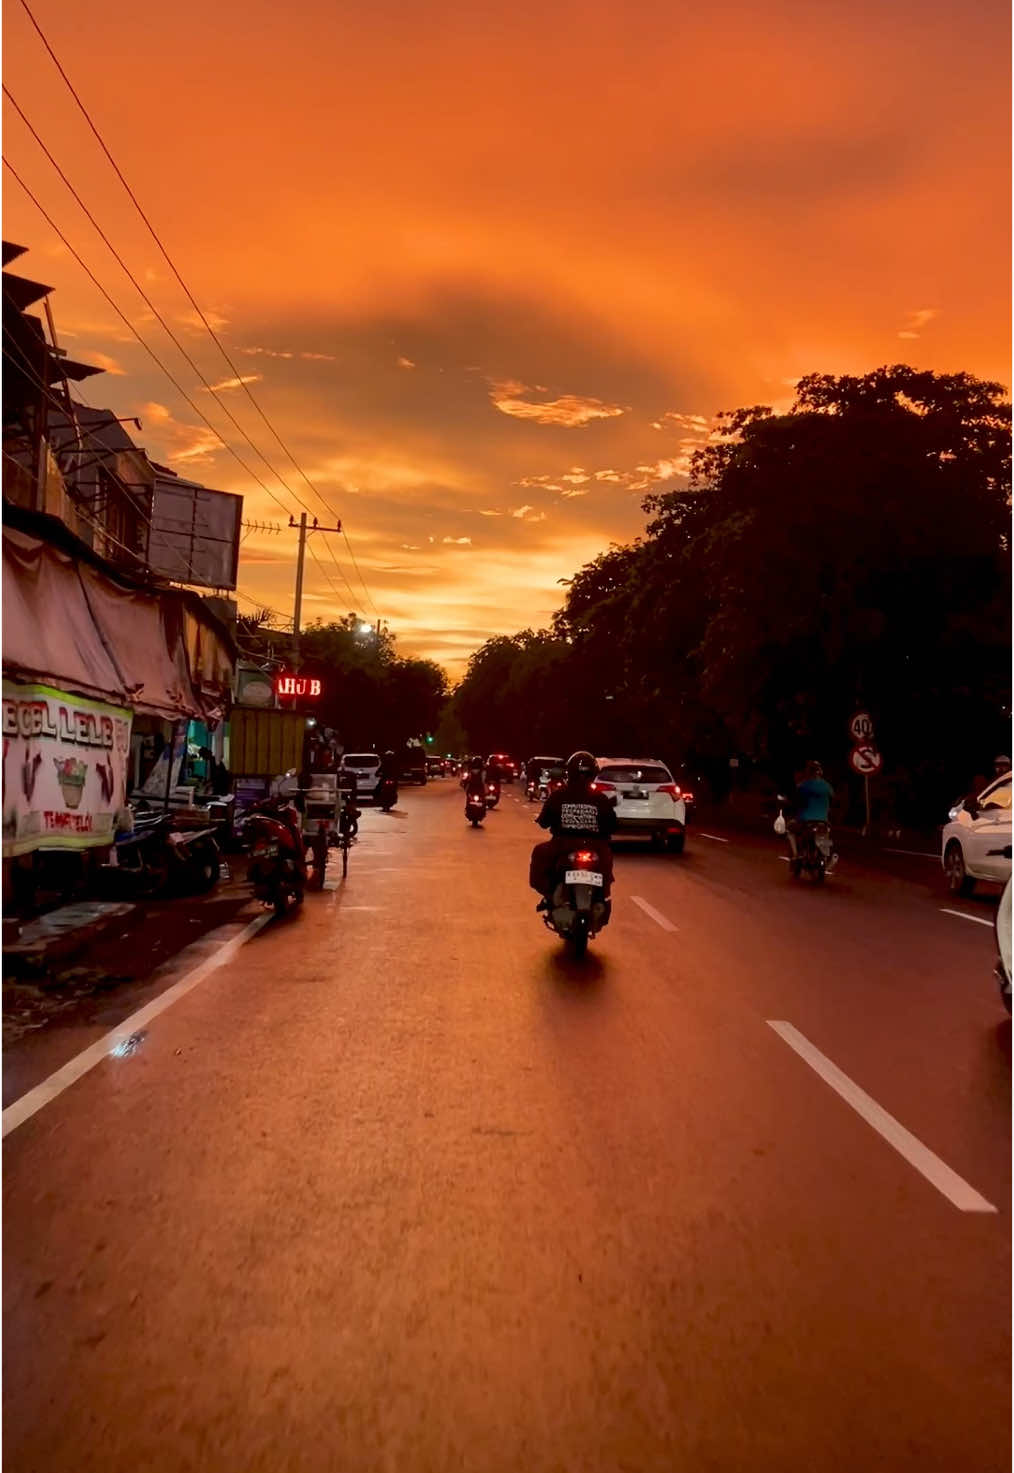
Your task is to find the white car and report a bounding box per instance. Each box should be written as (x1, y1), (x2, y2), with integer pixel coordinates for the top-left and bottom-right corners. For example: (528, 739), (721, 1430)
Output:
(941, 772), (1012, 895)
(339, 752), (382, 799)
(592, 757), (689, 853)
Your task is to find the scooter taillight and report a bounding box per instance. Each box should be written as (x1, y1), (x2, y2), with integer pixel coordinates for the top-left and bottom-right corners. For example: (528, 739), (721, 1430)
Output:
(571, 850), (596, 865)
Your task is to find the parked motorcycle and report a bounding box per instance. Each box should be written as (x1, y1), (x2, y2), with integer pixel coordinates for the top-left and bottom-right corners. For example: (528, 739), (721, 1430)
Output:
(377, 775), (398, 812)
(465, 793), (487, 827)
(106, 809), (221, 897)
(243, 797), (309, 916)
(540, 844), (611, 957)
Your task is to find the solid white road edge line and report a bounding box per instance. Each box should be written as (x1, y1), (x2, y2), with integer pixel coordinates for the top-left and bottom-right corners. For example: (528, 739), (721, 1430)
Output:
(767, 1021), (996, 1213)
(939, 908), (994, 928)
(887, 849), (940, 859)
(631, 896), (678, 932)
(697, 833), (730, 843)
(2, 911), (272, 1139)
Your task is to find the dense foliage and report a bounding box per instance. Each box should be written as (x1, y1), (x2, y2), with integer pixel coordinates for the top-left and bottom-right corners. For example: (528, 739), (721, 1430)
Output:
(449, 367), (1011, 822)
(237, 612), (449, 753)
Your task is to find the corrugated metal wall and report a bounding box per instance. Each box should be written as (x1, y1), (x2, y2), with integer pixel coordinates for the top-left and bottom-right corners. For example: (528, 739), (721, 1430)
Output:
(230, 709), (306, 776)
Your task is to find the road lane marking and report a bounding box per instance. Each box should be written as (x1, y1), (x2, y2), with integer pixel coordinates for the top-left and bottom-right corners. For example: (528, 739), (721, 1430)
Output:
(777, 856), (790, 862)
(766, 1021), (997, 1213)
(940, 908), (994, 928)
(631, 896), (678, 932)
(2, 912), (272, 1139)
(698, 833), (730, 843)
(887, 849), (939, 859)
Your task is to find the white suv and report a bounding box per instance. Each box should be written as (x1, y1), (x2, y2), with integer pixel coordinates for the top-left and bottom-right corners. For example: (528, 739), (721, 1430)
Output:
(592, 757), (689, 853)
(941, 772), (1012, 895)
(339, 752), (382, 799)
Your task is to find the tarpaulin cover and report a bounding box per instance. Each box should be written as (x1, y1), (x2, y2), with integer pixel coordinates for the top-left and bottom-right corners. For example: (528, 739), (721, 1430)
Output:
(2, 526), (227, 719)
(76, 560), (201, 718)
(3, 527), (124, 704)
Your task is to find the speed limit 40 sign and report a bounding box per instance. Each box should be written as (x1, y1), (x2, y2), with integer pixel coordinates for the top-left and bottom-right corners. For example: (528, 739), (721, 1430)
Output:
(849, 744), (883, 776)
(849, 711), (876, 743)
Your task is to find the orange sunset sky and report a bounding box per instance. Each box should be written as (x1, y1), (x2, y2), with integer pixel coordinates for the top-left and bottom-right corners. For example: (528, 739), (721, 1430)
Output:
(3, 0), (1010, 674)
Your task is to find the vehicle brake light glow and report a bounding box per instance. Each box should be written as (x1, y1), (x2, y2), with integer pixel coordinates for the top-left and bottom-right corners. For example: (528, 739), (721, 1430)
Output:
(591, 781), (616, 793)
(572, 850), (596, 865)
(658, 783), (681, 799)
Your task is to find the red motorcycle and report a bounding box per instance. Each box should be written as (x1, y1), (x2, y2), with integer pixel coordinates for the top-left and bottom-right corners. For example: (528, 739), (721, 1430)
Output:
(243, 796), (316, 916)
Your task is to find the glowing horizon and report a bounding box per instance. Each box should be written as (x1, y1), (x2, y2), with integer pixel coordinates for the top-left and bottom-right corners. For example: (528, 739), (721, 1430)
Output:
(4, 0), (1009, 676)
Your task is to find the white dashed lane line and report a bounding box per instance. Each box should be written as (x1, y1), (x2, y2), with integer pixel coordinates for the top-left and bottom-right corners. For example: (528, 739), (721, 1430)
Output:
(767, 1021), (997, 1213)
(631, 896), (679, 932)
(697, 833), (730, 843)
(940, 908), (994, 928)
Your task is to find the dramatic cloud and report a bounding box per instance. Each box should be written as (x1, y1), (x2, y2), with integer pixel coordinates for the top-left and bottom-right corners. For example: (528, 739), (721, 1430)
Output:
(8, 0), (1003, 674)
(202, 373), (263, 393)
(442, 536), (472, 545)
(397, 356), (417, 369)
(490, 381), (626, 427)
(898, 308), (940, 340)
(85, 351), (125, 376)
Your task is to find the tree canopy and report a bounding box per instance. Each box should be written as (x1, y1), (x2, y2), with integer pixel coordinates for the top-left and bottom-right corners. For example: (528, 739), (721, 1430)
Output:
(448, 366), (1011, 820)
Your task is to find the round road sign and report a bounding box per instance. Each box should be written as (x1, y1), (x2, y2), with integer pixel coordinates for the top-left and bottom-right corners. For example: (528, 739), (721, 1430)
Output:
(849, 744), (883, 776)
(849, 711), (875, 742)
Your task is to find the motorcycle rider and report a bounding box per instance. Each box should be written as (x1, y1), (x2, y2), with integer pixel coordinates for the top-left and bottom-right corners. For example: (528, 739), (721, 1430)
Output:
(786, 760), (836, 870)
(464, 755), (487, 807)
(530, 750), (617, 907)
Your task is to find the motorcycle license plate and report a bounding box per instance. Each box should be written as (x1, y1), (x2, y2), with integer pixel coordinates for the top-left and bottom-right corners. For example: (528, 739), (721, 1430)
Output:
(565, 870), (603, 885)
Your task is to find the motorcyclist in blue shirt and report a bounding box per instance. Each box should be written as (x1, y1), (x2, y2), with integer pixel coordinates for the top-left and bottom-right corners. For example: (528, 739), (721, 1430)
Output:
(787, 760), (836, 870)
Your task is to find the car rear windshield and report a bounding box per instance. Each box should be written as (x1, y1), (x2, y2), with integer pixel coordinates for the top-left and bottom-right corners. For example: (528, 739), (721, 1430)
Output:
(345, 754), (380, 767)
(598, 764), (672, 785)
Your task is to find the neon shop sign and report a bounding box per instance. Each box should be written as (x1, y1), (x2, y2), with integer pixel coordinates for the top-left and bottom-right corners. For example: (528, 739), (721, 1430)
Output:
(275, 674), (322, 698)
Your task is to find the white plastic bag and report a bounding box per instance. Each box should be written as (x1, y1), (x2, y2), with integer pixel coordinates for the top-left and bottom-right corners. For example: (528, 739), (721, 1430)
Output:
(773, 810), (787, 836)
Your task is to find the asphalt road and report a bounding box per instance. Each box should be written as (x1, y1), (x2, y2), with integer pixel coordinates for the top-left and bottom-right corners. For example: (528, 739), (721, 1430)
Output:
(4, 781), (1010, 1472)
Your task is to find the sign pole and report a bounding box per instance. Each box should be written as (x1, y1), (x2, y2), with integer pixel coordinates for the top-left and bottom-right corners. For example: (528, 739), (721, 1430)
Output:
(863, 774), (871, 837)
(292, 513), (308, 670)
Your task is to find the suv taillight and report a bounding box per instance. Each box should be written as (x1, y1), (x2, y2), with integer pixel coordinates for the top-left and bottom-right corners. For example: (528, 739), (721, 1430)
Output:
(591, 781), (616, 793)
(658, 784), (681, 799)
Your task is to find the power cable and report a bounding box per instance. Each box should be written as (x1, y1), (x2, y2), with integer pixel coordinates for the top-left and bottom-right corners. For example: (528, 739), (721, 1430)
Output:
(15, 0), (382, 623)
(2, 89), (360, 608)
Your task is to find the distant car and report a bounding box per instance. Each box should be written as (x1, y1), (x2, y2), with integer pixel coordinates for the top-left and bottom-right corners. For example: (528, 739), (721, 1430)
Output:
(941, 773), (1012, 895)
(340, 752), (381, 799)
(592, 756), (688, 853)
(486, 753), (517, 783)
(400, 750), (428, 786)
(426, 758), (446, 777)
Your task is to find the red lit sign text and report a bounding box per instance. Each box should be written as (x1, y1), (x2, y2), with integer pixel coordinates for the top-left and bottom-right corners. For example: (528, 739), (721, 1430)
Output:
(276, 675), (322, 698)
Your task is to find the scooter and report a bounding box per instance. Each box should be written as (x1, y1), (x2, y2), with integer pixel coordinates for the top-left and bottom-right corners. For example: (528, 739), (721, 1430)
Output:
(777, 797), (834, 883)
(540, 843), (611, 958)
(377, 775), (398, 812)
(525, 777), (539, 802)
(106, 809), (221, 897)
(243, 797), (309, 917)
(485, 780), (501, 810)
(465, 793), (487, 827)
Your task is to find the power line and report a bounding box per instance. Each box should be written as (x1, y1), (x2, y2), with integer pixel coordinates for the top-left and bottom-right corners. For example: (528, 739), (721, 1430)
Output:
(4, 160), (342, 570)
(15, 0), (382, 624)
(2, 87), (361, 609)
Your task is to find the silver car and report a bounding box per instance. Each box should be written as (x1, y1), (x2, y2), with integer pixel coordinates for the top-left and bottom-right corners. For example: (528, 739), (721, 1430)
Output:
(339, 752), (382, 799)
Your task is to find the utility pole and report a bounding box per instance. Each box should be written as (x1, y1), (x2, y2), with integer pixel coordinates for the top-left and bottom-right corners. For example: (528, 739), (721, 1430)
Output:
(288, 513), (342, 669)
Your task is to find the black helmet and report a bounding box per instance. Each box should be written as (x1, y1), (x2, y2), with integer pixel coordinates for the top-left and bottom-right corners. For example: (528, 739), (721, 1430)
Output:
(384, 749), (395, 760)
(566, 750), (597, 782)
(470, 755), (483, 770)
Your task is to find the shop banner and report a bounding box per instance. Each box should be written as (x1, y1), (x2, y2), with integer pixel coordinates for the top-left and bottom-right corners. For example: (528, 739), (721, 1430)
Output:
(2, 681), (133, 857)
